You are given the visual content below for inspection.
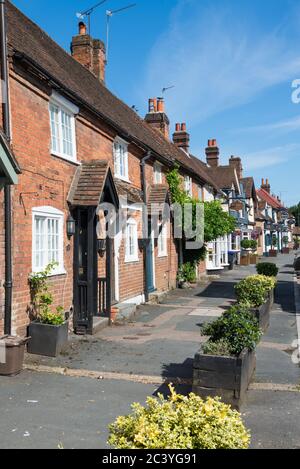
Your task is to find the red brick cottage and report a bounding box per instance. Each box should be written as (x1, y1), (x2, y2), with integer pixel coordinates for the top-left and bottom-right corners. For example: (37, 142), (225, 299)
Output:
(0, 2), (219, 336)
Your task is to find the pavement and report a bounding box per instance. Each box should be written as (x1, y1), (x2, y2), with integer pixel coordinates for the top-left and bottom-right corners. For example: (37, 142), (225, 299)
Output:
(0, 253), (299, 449)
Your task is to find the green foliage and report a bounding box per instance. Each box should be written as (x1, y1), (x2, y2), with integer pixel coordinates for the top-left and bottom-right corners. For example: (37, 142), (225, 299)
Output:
(256, 263), (279, 277)
(249, 240), (257, 250)
(166, 166), (236, 245)
(108, 385), (250, 449)
(272, 237), (278, 247)
(177, 262), (197, 283)
(201, 305), (262, 356)
(203, 200), (236, 243)
(289, 202), (300, 226)
(235, 275), (276, 308)
(282, 236), (289, 247)
(202, 338), (232, 357)
(29, 262), (65, 326)
(241, 239), (251, 249)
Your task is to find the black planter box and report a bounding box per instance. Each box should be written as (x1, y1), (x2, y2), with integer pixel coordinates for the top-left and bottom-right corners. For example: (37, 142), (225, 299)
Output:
(250, 289), (274, 333)
(193, 348), (256, 409)
(27, 321), (69, 357)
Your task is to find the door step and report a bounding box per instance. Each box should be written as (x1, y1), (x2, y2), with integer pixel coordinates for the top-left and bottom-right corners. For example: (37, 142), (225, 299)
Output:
(92, 317), (109, 335)
(114, 303), (137, 322)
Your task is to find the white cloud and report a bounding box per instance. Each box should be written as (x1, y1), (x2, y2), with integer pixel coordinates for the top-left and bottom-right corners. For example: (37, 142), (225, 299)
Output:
(237, 115), (300, 134)
(139, 0), (300, 124)
(243, 143), (300, 170)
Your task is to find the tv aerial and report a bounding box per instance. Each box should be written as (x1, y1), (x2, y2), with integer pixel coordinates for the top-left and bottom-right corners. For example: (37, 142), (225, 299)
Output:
(106, 4), (137, 63)
(162, 85), (175, 95)
(76, 0), (109, 35)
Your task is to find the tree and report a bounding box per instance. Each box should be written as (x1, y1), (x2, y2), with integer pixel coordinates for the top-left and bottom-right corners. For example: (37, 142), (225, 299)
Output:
(289, 202), (300, 226)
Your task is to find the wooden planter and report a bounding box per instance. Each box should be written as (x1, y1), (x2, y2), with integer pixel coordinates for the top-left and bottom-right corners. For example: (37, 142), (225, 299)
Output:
(268, 250), (277, 258)
(282, 247), (290, 254)
(240, 251), (250, 266)
(250, 289), (274, 333)
(193, 348), (256, 410)
(27, 321), (69, 357)
(249, 254), (258, 265)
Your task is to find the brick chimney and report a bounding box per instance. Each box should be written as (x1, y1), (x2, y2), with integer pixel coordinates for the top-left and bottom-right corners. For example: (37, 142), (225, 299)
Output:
(71, 22), (106, 84)
(261, 178), (271, 194)
(205, 139), (219, 167)
(229, 156), (243, 179)
(145, 97), (170, 139)
(173, 123), (190, 154)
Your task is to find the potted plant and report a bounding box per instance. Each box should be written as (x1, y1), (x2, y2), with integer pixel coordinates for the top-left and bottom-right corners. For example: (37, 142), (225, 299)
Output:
(269, 237), (278, 257)
(234, 274), (276, 332)
(256, 262), (279, 278)
(177, 262), (197, 289)
(27, 262), (69, 357)
(240, 239), (251, 266)
(193, 305), (262, 409)
(282, 236), (290, 254)
(0, 335), (30, 376)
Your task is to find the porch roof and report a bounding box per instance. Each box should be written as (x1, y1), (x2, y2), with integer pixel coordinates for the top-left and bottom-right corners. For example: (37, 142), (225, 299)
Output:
(147, 184), (170, 213)
(68, 160), (118, 207)
(0, 129), (21, 186)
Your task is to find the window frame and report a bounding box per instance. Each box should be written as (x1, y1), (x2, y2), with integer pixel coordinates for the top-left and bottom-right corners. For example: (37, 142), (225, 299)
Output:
(32, 206), (65, 275)
(158, 221), (168, 258)
(153, 162), (163, 184)
(125, 217), (139, 263)
(114, 137), (129, 182)
(49, 92), (78, 164)
(184, 176), (193, 196)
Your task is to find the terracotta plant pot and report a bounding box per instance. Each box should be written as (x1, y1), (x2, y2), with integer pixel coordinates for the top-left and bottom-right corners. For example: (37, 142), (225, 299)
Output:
(268, 250), (277, 258)
(110, 307), (119, 323)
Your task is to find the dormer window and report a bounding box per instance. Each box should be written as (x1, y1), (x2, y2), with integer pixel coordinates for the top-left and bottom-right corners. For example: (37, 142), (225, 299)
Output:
(114, 137), (129, 181)
(49, 92), (78, 163)
(153, 162), (162, 184)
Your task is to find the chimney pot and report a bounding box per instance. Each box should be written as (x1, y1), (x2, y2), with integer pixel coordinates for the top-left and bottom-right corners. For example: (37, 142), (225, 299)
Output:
(262, 178), (265, 185)
(157, 98), (165, 113)
(149, 99), (155, 113)
(173, 123), (190, 153)
(79, 22), (87, 35)
(181, 123), (187, 131)
(175, 123), (181, 132)
(206, 138), (219, 167)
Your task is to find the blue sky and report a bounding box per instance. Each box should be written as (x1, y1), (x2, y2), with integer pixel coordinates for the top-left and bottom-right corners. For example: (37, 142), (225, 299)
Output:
(12, 0), (300, 206)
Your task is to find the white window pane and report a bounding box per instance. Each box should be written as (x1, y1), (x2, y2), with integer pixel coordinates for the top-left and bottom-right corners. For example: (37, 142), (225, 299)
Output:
(50, 105), (60, 154)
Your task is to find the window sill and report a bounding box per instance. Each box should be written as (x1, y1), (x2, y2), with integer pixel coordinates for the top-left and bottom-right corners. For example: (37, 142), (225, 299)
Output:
(51, 151), (80, 166)
(115, 174), (131, 184)
(158, 253), (168, 258)
(31, 268), (67, 277)
(124, 257), (139, 264)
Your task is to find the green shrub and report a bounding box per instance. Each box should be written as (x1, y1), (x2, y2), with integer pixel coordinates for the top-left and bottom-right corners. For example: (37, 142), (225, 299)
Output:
(272, 237), (277, 247)
(201, 305), (262, 356)
(234, 275), (276, 307)
(256, 263), (279, 277)
(202, 338), (232, 357)
(241, 239), (251, 249)
(249, 240), (257, 250)
(108, 385), (250, 449)
(177, 262), (197, 283)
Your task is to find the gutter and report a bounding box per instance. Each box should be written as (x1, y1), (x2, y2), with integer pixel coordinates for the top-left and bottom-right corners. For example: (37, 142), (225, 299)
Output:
(0, 0), (13, 335)
(140, 151), (152, 303)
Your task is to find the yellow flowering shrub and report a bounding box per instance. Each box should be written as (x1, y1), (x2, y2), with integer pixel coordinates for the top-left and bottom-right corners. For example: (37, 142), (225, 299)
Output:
(108, 386), (250, 449)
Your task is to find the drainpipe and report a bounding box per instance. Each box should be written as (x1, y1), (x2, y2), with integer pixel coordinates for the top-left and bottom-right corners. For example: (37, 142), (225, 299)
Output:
(140, 151), (151, 303)
(0, 0), (13, 335)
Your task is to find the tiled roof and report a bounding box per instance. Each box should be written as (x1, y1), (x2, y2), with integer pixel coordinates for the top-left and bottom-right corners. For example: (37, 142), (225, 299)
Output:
(256, 188), (283, 209)
(240, 177), (256, 200)
(68, 160), (110, 206)
(293, 227), (300, 236)
(115, 180), (143, 204)
(206, 165), (239, 191)
(147, 184), (169, 213)
(6, 2), (219, 191)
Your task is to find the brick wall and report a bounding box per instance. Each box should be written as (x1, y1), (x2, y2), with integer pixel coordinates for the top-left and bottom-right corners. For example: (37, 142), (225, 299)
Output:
(0, 190), (4, 335)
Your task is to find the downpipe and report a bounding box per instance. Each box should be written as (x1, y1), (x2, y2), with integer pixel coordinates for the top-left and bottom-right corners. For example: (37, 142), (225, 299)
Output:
(140, 151), (152, 303)
(0, 0), (13, 335)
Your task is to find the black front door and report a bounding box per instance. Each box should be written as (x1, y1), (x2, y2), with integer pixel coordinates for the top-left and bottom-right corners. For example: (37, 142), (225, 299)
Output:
(73, 207), (97, 334)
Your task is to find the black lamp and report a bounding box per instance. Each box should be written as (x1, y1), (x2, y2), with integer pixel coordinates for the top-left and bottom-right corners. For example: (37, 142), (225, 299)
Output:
(67, 214), (76, 238)
(97, 238), (106, 257)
